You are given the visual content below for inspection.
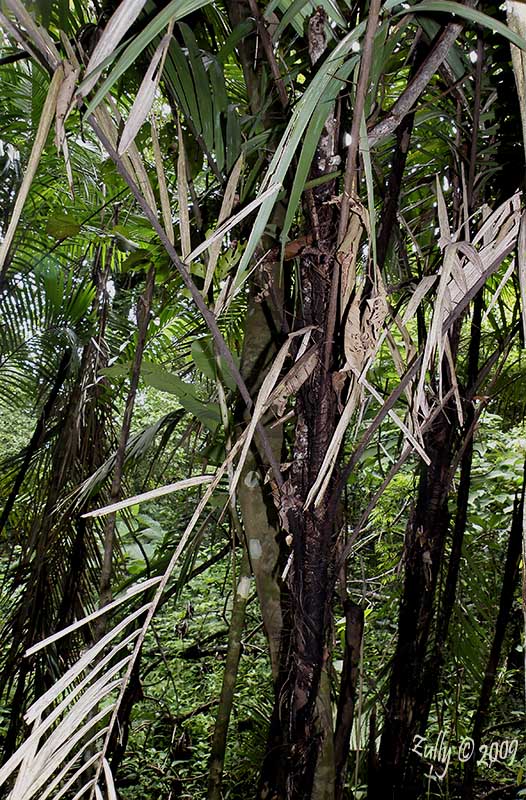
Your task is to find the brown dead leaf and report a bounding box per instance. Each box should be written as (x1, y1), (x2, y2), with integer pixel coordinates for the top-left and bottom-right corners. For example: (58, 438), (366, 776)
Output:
(270, 345), (319, 417)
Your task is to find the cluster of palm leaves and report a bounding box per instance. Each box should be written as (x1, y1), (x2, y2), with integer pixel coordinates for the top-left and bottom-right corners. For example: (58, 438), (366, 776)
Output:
(0, 0), (525, 798)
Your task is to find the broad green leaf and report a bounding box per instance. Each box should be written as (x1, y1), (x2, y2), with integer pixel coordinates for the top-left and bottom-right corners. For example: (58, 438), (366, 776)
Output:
(180, 23), (214, 154)
(191, 338), (216, 381)
(140, 361), (221, 431)
(120, 249), (153, 273)
(190, 339), (238, 390)
(232, 19), (374, 291)
(280, 57), (356, 255)
(46, 214), (81, 239)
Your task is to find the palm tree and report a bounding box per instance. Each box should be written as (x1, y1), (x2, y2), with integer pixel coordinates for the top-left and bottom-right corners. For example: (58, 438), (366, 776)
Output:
(0, 1), (525, 799)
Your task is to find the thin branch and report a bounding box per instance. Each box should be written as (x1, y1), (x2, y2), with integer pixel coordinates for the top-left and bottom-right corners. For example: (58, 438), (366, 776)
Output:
(0, 50), (29, 66)
(247, 0), (288, 108)
(96, 267), (155, 633)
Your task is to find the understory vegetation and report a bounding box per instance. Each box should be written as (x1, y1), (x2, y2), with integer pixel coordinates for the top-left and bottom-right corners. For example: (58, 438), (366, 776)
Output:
(1, 0), (526, 799)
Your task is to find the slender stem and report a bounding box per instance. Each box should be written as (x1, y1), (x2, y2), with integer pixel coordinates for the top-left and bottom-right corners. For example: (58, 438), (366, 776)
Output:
(338, 0), (383, 245)
(96, 267), (155, 630)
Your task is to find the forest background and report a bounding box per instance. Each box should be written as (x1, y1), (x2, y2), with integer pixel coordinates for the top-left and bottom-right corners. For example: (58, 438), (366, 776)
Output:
(1, 0), (526, 799)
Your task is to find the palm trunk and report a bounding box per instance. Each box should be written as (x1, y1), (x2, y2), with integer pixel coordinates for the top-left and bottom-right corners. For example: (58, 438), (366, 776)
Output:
(374, 388), (458, 799)
(334, 599), (364, 800)
(0, 347), (72, 536)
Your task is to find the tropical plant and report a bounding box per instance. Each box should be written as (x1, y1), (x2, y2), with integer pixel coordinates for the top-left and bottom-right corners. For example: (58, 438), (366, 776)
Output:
(0, 0), (526, 799)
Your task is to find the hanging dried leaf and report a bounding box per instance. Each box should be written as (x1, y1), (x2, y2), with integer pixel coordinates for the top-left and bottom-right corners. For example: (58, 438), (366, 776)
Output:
(401, 275), (437, 325)
(338, 207), (365, 313)
(55, 60), (79, 197)
(270, 345), (319, 417)
(118, 27), (173, 155)
(3, 0), (61, 69)
(177, 117), (191, 260)
(482, 259), (515, 324)
(203, 155), (244, 296)
(98, 96), (158, 214)
(0, 66), (64, 278)
(343, 275), (388, 374)
(415, 193), (521, 419)
(81, 0), (149, 97)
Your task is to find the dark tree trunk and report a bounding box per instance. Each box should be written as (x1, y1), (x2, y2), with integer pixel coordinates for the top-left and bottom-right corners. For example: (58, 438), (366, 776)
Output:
(374, 398), (457, 800)
(334, 599), (364, 800)
(417, 292), (483, 742)
(257, 12), (342, 798)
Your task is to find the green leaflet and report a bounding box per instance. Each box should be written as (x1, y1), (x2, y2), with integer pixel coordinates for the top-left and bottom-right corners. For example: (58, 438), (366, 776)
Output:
(279, 55), (357, 258)
(191, 337), (238, 390)
(141, 361), (221, 432)
(232, 22), (368, 291)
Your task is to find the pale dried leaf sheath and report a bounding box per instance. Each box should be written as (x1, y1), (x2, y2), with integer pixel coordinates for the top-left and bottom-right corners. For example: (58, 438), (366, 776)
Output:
(402, 275), (438, 325)
(270, 346), (318, 417)
(23, 607), (147, 723)
(203, 155), (244, 295)
(83, 474), (214, 517)
(22, 657), (129, 773)
(25, 576), (161, 655)
(415, 244), (457, 416)
(103, 759), (118, 800)
(0, 11), (43, 68)
(518, 213), (526, 343)
(102, 95), (158, 213)
(338, 207), (365, 314)
(55, 61), (80, 197)
(482, 259), (515, 323)
(119, 27), (173, 155)
(151, 117), (174, 244)
(229, 327), (314, 500)
(187, 184), (281, 264)
(10, 713), (41, 799)
(55, 62), (79, 151)
(305, 368), (430, 511)
(42, 753), (100, 800)
(13, 706), (115, 800)
(444, 336), (464, 426)
(0, 66), (64, 276)
(177, 117), (192, 260)
(81, 0), (149, 96)
(507, 0), (526, 157)
(89, 441), (247, 789)
(436, 173), (452, 248)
